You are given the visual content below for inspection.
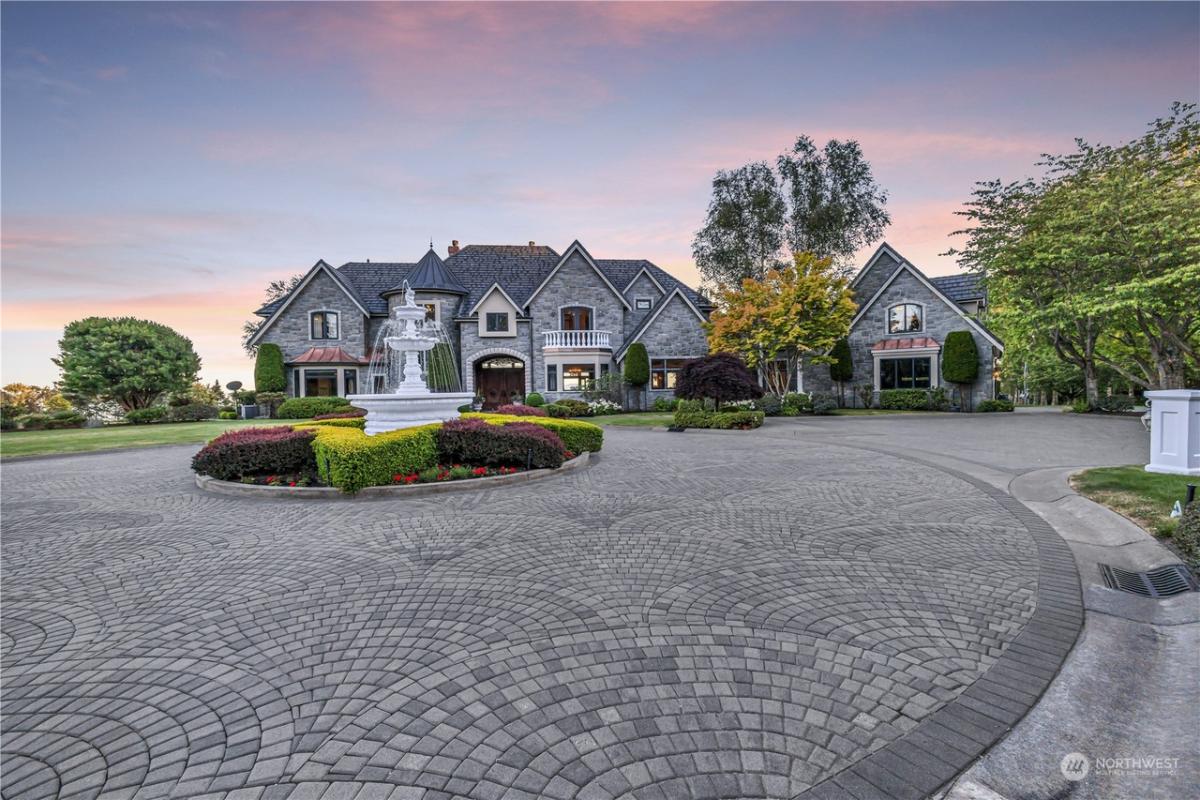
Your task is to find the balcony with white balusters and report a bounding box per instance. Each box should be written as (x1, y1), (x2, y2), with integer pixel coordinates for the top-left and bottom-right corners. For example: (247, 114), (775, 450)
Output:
(542, 329), (612, 350)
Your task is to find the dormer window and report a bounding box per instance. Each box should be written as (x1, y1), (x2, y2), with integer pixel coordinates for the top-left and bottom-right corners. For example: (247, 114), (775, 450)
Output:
(887, 303), (923, 334)
(310, 311), (339, 339)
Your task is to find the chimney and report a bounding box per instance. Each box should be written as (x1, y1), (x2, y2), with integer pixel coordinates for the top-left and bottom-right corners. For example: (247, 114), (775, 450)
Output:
(528, 240), (536, 248)
(447, 239), (460, 256)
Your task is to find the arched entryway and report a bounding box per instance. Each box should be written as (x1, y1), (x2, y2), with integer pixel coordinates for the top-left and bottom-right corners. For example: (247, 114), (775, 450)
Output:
(474, 355), (525, 409)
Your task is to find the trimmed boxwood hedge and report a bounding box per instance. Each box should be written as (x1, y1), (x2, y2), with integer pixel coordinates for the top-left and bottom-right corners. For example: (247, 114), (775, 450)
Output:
(295, 417), (366, 429)
(878, 387), (950, 411)
(192, 426), (316, 481)
(977, 399), (1015, 412)
(462, 413), (603, 454)
(276, 396), (352, 419)
(673, 409), (764, 430)
(310, 424), (439, 493)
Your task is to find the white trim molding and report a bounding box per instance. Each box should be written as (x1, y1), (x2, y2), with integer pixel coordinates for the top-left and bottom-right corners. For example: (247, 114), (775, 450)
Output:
(464, 347), (531, 395)
(850, 242), (906, 289)
(525, 240), (632, 311)
(249, 260), (369, 347)
(621, 265), (667, 296)
(467, 282), (522, 316)
(308, 308), (341, 341)
(871, 346), (942, 392)
(614, 287), (708, 361)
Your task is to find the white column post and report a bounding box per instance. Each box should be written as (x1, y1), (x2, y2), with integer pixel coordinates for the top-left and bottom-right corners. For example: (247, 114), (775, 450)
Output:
(1145, 389), (1200, 476)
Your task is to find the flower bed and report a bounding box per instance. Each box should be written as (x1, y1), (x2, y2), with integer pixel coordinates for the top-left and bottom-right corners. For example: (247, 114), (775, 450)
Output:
(193, 413), (603, 494)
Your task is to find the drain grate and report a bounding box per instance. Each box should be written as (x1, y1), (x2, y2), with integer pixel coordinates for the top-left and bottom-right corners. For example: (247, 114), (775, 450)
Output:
(1100, 563), (1199, 598)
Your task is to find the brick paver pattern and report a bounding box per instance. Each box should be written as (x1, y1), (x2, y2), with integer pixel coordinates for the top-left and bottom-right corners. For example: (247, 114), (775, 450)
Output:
(1, 430), (1041, 799)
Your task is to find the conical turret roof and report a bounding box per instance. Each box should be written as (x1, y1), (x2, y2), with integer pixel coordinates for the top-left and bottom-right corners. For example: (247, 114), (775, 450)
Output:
(384, 247), (467, 296)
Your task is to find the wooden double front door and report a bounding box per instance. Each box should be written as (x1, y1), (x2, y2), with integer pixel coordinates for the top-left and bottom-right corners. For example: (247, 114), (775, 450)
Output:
(475, 356), (525, 409)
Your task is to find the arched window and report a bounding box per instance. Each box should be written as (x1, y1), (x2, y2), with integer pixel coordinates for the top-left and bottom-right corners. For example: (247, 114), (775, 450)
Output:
(887, 303), (923, 333)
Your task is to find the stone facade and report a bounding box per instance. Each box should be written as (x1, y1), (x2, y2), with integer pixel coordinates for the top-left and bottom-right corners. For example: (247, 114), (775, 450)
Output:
(527, 251), (628, 397)
(803, 256), (999, 406)
(622, 271), (665, 339)
(632, 293), (710, 400)
(458, 320), (535, 395)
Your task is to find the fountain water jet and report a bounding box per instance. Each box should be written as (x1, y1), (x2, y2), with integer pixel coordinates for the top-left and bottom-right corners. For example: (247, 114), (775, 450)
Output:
(348, 282), (474, 435)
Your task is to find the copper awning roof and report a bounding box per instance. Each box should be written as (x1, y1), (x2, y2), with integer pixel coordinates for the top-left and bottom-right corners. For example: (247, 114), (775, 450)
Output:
(288, 346), (369, 364)
(871, 336), (940, 352)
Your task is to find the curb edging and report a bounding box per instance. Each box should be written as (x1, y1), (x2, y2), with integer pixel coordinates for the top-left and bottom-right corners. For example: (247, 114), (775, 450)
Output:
(194, 451), (592, 500)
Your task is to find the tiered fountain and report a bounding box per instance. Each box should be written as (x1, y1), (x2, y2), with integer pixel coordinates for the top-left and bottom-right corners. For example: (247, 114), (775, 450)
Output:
(348, 282), (474, 435)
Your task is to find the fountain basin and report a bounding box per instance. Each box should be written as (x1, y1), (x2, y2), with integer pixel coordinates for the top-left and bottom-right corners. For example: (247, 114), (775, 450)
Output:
(347, 392), (475, 435)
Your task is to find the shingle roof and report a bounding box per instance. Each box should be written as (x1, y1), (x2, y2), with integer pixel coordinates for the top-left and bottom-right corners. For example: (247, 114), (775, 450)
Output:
(929, 273), (985, 302)
(289, 346), (369, 364)
(389, 248), (467, 296)
(256, 244), (712, 320)
(870, 337), (940, 352)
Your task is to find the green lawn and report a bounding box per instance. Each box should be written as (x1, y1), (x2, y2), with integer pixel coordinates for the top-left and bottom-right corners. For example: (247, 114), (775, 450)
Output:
(589, 412), (674, 427)
(0, 418), (295, 459)
(1072, 465), (1196, 536)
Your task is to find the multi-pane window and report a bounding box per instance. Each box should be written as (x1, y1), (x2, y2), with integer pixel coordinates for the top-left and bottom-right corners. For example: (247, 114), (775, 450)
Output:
(560, 306), (592, 330)
(650, 358), (688, 390)
(546, 364), (558, 392)
(343, 369), (357, 395)
(879, 357), (932, 390)
(887, 304), (923, 333)
(304, 369), (338, 396)
(486, 312), (509, 332)
(561, 364), (595, 391)
(310, 311), (339, 339)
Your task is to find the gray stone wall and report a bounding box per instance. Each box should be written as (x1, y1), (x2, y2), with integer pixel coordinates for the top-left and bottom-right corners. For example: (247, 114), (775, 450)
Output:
(805, 267), (996, 406)
(626, 293), (709, 403)
(458, 319), (534, 395)
(622, 272), (665, 339)
(528, 252), (627, 394)
(851, 250), (901, 308)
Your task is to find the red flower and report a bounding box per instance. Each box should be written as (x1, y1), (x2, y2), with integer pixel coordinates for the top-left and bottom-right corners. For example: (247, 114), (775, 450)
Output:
(289, 481), (297, 487)
(473, 466), (488, 476)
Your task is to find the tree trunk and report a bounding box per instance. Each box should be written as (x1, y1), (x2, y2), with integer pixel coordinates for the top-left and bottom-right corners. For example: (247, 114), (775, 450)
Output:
(1084, 362), (1099, 406)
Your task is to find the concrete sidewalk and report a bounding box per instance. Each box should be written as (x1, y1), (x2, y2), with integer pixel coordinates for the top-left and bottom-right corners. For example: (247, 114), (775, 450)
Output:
(941, 467), (1200, 800)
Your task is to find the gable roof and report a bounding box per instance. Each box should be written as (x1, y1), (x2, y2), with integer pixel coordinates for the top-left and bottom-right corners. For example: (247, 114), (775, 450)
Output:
(254, 242), (711, 322)
(849, 248), (1003, 351)
(929, 273), (985, 303)
(526, 240), (632, 310)
(614, 287), (708, 361)
(850, 243), (906, 289)
(466, 282), (523, 316)
(248, 260), (371, 347)
(388, 248), (467, 296)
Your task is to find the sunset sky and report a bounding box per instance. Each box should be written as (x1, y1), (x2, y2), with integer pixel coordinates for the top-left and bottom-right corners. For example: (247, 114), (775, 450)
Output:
(3, 1), (1197, 388)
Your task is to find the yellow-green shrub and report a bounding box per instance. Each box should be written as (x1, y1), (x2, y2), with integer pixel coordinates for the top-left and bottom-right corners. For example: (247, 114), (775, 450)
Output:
(462, 413), (603, 454)
(310, 424), (438, 493)
(294, 417), (366, 430)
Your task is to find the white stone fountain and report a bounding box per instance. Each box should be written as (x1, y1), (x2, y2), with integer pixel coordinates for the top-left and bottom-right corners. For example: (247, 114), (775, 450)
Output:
(348, 284), (474, 435)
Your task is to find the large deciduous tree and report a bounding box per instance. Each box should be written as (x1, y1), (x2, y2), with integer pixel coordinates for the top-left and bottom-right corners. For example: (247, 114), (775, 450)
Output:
(952, 103), (1199, 402)
(55, 317), (201, 411)
(777, 136), (891, 271)
(692, 136), (889, 292)
(707, 253), (857, 398)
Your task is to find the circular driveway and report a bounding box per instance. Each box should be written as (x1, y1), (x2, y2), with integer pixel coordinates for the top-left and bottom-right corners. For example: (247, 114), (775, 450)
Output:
(0, 424), (1081, 800)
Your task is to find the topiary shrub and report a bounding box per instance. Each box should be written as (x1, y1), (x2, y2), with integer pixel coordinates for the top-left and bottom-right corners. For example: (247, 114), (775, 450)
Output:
(549, 398), (592, 417)
(311, 424), (439, 493)
(168, 403), (218, 422)
(652, 396), (678, 412)
(276, 396), (351, 419)
(673, 409), (764, 430)
(780, 392), (811, 415)
(524, 392), (546, 408)
(675, 353), (763, 405)
(437, 418), (566, 469)
(977, 399), (1015, 413)
(218, 410), (238, 420)
(543, 403), (572, 418)
(294, 417), (365, 429)
(810, 393), (838, 415)
(462, 413), (604, 454)
(254, 343), (287, 393)
(496, 403), (548, 417)
(125, 406), (167, 425)
(942, 331), (979, 410)
(192, 426), (316, 481)
(312, 408), (366, 420)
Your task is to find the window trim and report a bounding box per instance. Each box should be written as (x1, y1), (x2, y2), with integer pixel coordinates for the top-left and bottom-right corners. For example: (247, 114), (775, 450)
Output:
(649, 357), (690, 391)
(309, 309), (341, 341)
(871, 347), (941, 391)
(560, 363), (596, 392)
(885, 302), (925, 335)
(485, 311), (510, 333)
(557, 304), (595, 331)
(634, 297), (653, 311)
(546, 364), (558, 392)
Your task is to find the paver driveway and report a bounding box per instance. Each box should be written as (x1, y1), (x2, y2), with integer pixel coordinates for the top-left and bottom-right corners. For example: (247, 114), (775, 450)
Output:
(1, 424), (1083, 800)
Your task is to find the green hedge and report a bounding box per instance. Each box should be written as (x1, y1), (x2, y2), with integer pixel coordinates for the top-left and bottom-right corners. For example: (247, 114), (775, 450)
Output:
(254, 343), (287, 392)
(276, 396), (352, 419)
(126, 406), (168, 424)
(462, 413), (603, 454)
(878, 387), (949, 411)
(524, 392), (546, 407)
(311, 424), (439, 493)
(294, 417), (366, 429)
(977, 399), (1015, 413)
(673, 409), (764, 430)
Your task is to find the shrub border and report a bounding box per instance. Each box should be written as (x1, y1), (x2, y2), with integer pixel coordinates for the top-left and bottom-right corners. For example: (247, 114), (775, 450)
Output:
(194, 450), (592, 500)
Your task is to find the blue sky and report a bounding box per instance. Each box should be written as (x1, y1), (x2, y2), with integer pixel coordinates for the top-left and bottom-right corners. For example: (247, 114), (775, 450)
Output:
(3, 1), (1197, 386)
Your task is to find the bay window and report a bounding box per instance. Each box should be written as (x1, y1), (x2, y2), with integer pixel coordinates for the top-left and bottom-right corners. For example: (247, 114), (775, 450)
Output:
(561, 364), (595, 391)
